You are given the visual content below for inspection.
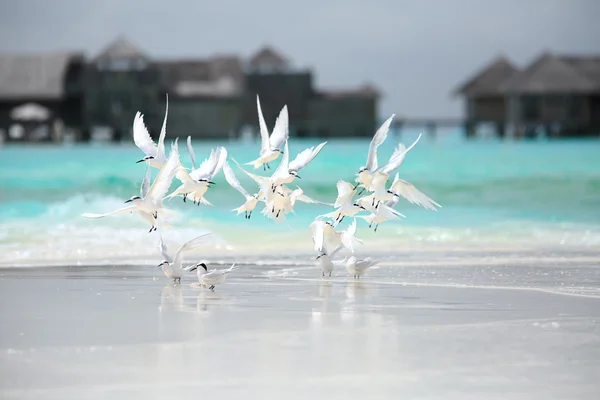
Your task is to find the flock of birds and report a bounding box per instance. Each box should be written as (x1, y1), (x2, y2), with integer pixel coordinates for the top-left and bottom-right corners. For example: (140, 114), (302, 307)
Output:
(82, 94), (441, 289)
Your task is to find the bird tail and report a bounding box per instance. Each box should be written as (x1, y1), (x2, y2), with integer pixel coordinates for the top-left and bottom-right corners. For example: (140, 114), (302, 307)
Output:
(232, 205), (246, 214)
(227, 263), (238, 272)
(245, 158), (263, 169)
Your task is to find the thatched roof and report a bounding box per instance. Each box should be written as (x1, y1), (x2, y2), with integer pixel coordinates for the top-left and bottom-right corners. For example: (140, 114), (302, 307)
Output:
(453, 56), (517, 97)
(248, 46), (289, 72)
(0, 52), (83, 100)
(499, 53), (598, 94)
(94, 36), (148, 61)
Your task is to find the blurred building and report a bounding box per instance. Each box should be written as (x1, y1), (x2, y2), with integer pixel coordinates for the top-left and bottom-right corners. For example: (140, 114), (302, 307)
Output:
(455, 52), (600, 138)
(0, 37), (378, 142)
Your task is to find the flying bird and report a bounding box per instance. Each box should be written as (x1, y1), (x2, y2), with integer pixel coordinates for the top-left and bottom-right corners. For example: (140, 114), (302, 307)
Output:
(134, 94), (170, 169)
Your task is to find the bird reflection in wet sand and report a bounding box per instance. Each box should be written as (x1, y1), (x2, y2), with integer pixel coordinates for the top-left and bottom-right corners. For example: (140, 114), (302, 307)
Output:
(196, 290), (225, 313)
(159, 284), (184, 313)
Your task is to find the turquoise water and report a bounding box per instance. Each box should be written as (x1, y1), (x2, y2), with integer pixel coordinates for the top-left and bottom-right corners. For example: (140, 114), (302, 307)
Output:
(1, 130), (600, 265)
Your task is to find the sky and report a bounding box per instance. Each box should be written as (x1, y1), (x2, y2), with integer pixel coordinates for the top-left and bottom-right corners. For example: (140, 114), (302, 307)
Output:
(1, 0), (599, 118)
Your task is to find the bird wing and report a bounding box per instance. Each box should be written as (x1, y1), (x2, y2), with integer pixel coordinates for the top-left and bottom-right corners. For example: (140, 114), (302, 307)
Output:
(341, 219), (362, 254)
(296, 193), (333, 207)
(271, 140), (290, 180)
(81, 205), (137, 219)
(380, 133), (422, 175)
(334, 180), (356, 208)
(133, 112), (157, 158)
(173, 233), (214, 266)
(356, 258), (379, 271)
(391, 178), (441, 211)
(146, 139), (180, 207)
(159, 235), (173, 263)
(140, 166), (151, 198)
(288, 141), (327, 173)
(231, 157), (271, 194)
(329, 244), (344, 258)
(186, 136), (197, 169)
(365, 114), (395, 171)
(269, 105), (289, 150)
(209, 147), (228, 180)
(310, 220), (326, 252)
(190, 147), (227, 181)
(256, 95), (271, 154)
(156, 94), (168, 162)
(376, 203), (406, 219)
(223, 160), (251, 199)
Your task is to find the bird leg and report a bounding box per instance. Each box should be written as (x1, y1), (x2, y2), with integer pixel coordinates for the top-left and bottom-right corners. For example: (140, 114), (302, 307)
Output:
(183, 193), (187, 203)
(153, 211), (158, 219)
(276, 210), (281, 218)
(358, 189), (365, 196)
(329, 272), (332, 277)
(267, 163), (271, 170)
(148, 226), (154, 233)
(322, 272), (325, 277)
(375, 224), (379, 233)
(209, 285), (215, 291)
(339, 216), (345, 224)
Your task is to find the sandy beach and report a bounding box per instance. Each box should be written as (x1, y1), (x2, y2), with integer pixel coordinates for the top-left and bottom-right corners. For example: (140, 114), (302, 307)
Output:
(1, 250), (600, 400)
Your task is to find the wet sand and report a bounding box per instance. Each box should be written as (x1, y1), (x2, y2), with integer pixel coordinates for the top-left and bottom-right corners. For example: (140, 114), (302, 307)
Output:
(1, 257), (600, 399)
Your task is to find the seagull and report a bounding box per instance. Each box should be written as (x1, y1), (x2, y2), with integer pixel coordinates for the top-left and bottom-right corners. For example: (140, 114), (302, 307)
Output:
(134, 94), (169, 169)
(166, 145), (227, 206)
(246, 96), (289, 170)
(355, 114), (395, 193)
(157, 233), (214, 283)
(82, 140), (181, 232)
(346, 256), (379, 279)
(222, 160), (260, 219)
(195, 263), (239, 291)
(315, 244), (344, 277)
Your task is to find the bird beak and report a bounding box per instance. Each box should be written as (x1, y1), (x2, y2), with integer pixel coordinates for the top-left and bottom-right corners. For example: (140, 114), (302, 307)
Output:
(295, 175), (302, 179)
(208, 181), (216, 185)
(136, 159), (145, 164)
(125, 199), (132, 203)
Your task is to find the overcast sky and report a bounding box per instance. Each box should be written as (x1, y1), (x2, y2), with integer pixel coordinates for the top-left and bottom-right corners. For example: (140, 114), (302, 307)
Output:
(1, 0), (599, 118)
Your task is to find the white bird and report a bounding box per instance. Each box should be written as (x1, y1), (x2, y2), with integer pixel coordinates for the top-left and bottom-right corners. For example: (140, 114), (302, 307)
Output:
(285, 186), (333, 213)
(334, 180), (358, 208)
(134, 94), (169, 169)
(157, 233), (214, 283)
(356, 197), (405, 232)
(186, 136), (198, 169)
(387, 172), (441, 211)
(286, 141), (328, 181)
(346, 256), (379, 279)
(246, 96), (289, 170)
(195, 263), (239, 291)
(315, 244), (344, 277)
(166, 145), (227, 206)
(355, 114), (395, 193)
(319, 182), (367, 225)
(82, 139), (181, 232)
(222, 160), (260, 219)
(311, 218), (362, 254)
(368, 133), (423, 204)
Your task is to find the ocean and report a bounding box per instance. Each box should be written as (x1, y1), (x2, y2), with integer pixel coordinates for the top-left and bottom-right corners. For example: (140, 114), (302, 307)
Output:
(1, 129), (600, 266)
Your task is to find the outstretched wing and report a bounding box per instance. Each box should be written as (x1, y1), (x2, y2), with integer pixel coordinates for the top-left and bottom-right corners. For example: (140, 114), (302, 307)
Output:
(223, 160), (251, 199)
(159, 235), (173, 263)
(173, 233), (214, 266)
(81, 205), (137, 219)
(334, 180), (356, 208)
(271, 140), (290, 180)
(140, 166), (151, 198)
(310, 220), (326, 252)
(146, 139), (180, 206)
(341, 219), (362, 254)
(231, 157), (271, 195)
(379, 133), (422, 175)
(133, 112), (157, 158)
(391, 176), (441, 211)
(156, 93), (169, 162)
(288, 141), (327, 174)
(269, 105), (289, 151)
(187, 136), (197, 169)
(296, 190), (333, 207)
(256, 95), (271, 154)
(365, 114), (395, 171)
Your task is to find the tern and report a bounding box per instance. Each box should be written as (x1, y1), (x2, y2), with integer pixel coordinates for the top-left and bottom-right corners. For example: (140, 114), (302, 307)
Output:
(355, 114), (395, 193)
(319, 181), (367, 225)
(82, 139), (181, 232)
(270, 141), (328, 189)
(311, 218), (362, 254)
(246, 96), (289, 170)
(166, 144), (227, 206)
(223, 160), (260, 219)
(356, 196), (406, 232)
(315, 244), (344, 277)
(157, 233), (215, 283)
(134, 94), (169, 169)
(346, 256), (379, 279)
(195, 262), (239, 291)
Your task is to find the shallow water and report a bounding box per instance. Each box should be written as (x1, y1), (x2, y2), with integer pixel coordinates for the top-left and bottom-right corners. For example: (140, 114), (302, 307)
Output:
(1, 132), (600, 266)
(1, 257), (599, 399)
